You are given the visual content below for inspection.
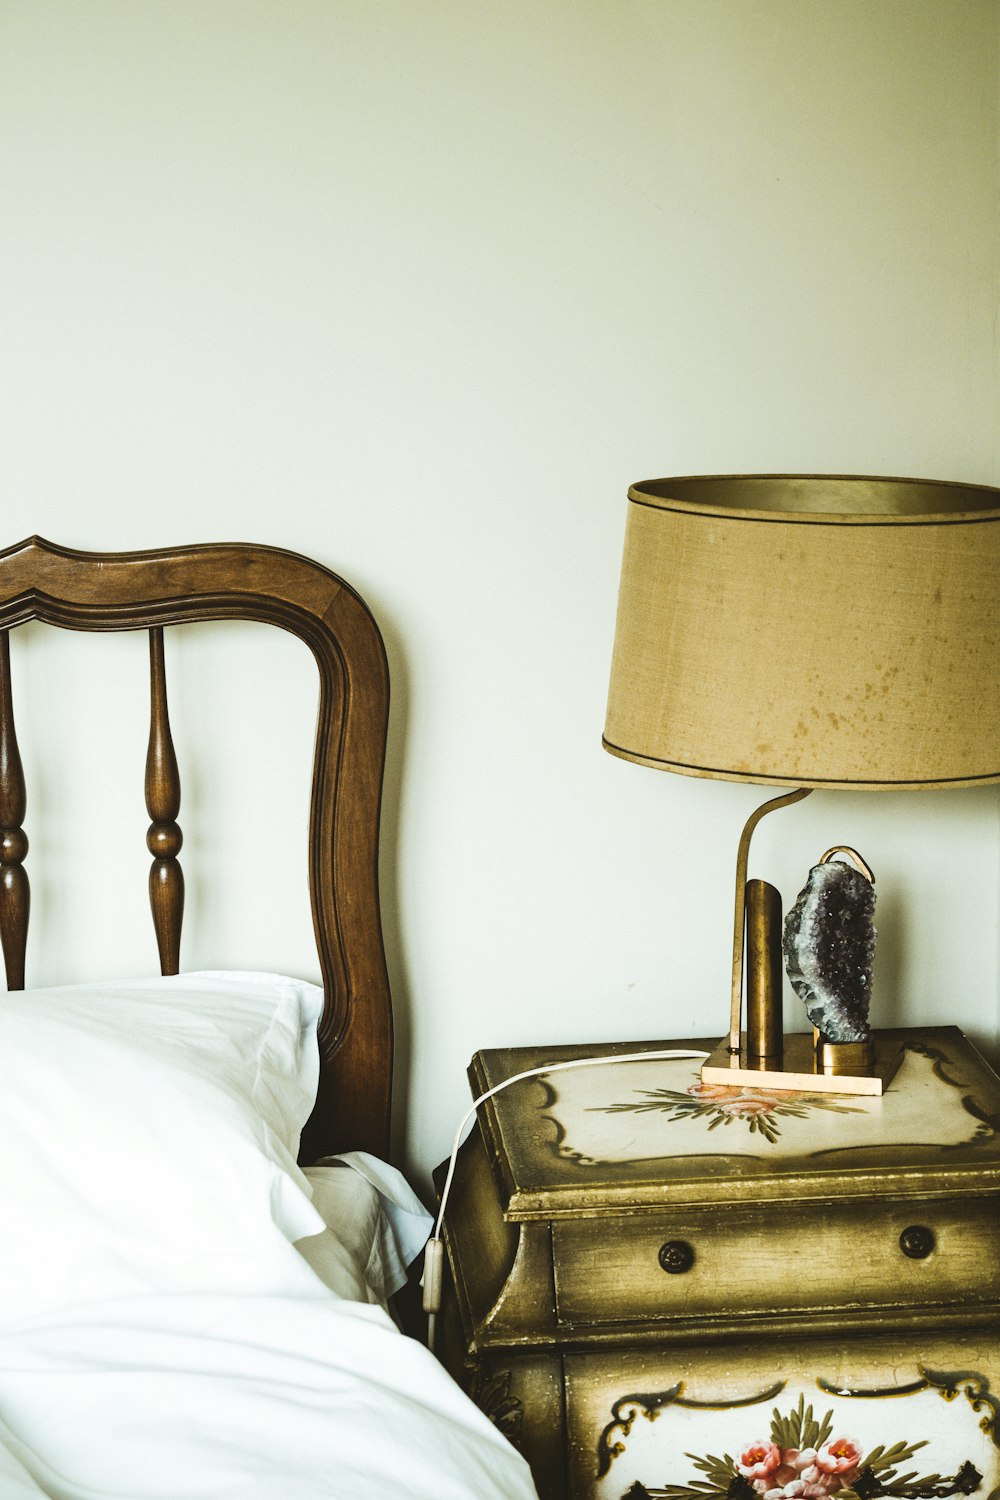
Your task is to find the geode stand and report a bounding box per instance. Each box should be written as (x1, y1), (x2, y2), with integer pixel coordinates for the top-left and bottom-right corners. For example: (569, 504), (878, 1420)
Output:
(700, 791), (904, 1097)
(700, 1031), (905, 1096)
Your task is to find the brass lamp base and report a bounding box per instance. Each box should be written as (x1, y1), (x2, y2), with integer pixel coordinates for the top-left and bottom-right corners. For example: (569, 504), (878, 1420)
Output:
(700, 1032), (905, 1097)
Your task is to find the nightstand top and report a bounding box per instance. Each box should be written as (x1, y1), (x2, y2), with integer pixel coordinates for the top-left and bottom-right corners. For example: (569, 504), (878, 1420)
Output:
(469, 1026), (1000, 1217)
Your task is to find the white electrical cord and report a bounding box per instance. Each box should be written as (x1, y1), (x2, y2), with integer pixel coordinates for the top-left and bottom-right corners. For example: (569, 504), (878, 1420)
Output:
(423, 1047), (709, 1350)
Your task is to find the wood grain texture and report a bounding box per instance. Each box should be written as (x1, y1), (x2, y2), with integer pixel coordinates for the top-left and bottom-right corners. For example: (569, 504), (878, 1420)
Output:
(145, 626), (184, 977)
(0, 631), (28, 991)
(0, 537), (392, 1160)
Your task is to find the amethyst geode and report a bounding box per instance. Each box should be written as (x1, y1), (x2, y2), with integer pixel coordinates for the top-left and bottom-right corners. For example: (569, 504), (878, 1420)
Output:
(782, 859), (876, 1043)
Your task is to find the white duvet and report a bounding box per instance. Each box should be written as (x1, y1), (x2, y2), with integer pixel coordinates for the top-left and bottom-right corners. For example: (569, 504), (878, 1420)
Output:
(0, 973), (538, 1498)
(0, 1290), (536, 1498)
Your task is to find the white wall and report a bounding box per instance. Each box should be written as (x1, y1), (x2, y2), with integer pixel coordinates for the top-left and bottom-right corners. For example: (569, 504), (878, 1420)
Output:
(1, 0), (997, 1187)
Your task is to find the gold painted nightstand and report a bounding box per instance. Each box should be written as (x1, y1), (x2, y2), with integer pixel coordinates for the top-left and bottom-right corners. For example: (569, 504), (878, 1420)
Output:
(437, 1027), (1000, 1500)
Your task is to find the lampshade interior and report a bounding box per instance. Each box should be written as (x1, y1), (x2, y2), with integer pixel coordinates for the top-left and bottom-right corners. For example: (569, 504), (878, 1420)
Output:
(634, 474), (1000, 519)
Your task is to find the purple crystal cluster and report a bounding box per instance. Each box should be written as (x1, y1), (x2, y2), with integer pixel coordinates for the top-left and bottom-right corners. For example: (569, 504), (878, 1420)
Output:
(781, 860), (876, 1043)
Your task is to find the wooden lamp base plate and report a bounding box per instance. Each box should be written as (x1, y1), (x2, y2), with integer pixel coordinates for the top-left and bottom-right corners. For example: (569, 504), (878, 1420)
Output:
(700, 1032), (906, 1097)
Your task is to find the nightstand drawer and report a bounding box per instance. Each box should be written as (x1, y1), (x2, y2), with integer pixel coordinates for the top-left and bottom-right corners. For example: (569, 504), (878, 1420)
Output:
(564, 1329), (1000, 1500)
(552, 1193), (1000, 1328)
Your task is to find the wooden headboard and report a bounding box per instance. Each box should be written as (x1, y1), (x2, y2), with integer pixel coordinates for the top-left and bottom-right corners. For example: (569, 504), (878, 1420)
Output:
(0, 537), (392, 1165)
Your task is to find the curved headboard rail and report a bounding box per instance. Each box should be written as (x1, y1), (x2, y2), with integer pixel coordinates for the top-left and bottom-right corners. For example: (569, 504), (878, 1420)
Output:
(0, 536), (392, 1162)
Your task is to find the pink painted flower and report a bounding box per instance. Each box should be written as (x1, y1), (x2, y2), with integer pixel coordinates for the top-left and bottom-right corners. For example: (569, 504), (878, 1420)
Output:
(763, 1476), (830, 1498)
(737, 1442), (783, 1482)
(815, 1438), (863, 1478)
(780, 1448), (818, 1476)
(687, 1082), (735, 1100)
(721, 1095), (777, 1117)
(760, 1448), (839, 1499)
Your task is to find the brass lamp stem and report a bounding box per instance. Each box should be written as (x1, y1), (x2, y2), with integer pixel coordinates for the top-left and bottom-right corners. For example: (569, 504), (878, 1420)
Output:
(728, 787), (812, 1054)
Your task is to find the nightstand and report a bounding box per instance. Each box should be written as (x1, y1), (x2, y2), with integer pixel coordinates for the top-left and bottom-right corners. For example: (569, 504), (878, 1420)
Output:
(437, 1028), (1000, 1500)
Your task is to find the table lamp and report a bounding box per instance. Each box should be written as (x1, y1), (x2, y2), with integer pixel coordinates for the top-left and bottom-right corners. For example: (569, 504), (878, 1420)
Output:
(603, 474), (1000, 1095)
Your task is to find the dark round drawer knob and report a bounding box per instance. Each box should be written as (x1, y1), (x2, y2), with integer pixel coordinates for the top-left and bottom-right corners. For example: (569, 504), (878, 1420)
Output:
(899, 1225), (935, 1260)
(658, 1239), (695, 1275)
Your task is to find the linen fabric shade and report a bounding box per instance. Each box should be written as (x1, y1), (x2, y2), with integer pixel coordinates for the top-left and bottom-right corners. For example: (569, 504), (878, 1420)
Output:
(603, 475), (1000, 792)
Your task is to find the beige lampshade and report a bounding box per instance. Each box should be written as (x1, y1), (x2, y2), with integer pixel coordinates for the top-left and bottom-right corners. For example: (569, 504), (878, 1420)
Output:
(604, 475), (1000, 790)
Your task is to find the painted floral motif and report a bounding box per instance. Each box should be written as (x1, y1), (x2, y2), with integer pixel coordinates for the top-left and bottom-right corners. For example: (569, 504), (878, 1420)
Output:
(624, 1395), (982, 1500)
(596, 1076), (864, 1144)
(735, 1432), (866, 1497)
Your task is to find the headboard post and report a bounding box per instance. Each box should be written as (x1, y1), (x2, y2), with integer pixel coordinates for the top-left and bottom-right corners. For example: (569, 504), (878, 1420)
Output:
(145, 626), (184, 976)
(0, 630), (29, 991)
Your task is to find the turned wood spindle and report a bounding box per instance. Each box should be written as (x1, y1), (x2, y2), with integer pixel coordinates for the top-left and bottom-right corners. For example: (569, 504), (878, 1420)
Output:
(0, 630), (28, 991)
(146, 626), (184, 975)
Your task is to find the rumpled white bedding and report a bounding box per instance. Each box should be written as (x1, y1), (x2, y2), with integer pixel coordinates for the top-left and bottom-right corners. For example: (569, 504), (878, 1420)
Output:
(0, 1154), (538, 1499)
(0, 1291), (536, 1498)
(0, 973), (539, 1498)
(298, 1152), (435, 1308)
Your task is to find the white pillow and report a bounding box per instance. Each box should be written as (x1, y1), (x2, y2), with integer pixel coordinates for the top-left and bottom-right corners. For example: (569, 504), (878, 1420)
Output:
(0, 971), (327, 1325)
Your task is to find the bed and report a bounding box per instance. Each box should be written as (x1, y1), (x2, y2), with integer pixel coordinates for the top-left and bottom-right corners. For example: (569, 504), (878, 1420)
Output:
(0, 537), (538, 1499)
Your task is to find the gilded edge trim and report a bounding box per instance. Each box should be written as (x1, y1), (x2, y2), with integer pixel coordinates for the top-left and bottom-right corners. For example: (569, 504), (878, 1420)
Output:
(816, 1370), (999, 1453)
(910, 1045), (1000, 1147)
(537, 1043), (998, 1175)
(816, 1378), (930, 1399)
(809, 1045), (999, 1160)
(596, 1380), (787, 1477)
(534, 1076), (575, 1161)
(600, 1371), (998, 1484)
